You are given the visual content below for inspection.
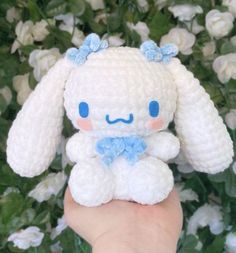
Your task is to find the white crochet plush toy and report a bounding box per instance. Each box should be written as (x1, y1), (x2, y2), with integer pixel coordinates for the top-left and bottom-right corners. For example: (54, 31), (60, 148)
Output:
(7, 33), (234, 207)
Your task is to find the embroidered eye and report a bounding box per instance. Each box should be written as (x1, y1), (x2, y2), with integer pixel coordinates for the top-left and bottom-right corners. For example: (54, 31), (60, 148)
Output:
(149, 100), (159, 117)
(78, 102), (89, 118)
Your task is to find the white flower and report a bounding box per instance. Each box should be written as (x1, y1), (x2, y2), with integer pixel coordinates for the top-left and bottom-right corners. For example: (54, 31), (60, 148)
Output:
(85, 0), (105, 10)
(8, 226), (44, 250)
(195, 240), (203, 251)
(6, 7), (21, 23)
(213, 53), (236, 83)
(223, 0), (236, 17)
(0, 86), (12, 106)
(50, 215), (67, 239)
(187, 204), (224, 235)
(232, 161), (236, 174)
(127, 21), (150, 42)
(160, 28), (195, 55)
(205, 10), (234, 39)
(225, 109), (236, 130)
(50, 242), (63, 253)
(202, 41), (216, 58)
(56, 136), (72, 168)
(137, 0), (149, 12)
(28, 172), (67, 202)
(11, 21), (34, 53)
(3, 187), (20, 196)
(176, 183), (199, 202)
(225, 232), (236, 253)
(103, 33), (125, 47)
(168, 4), (203, 21)
(32, 20), (49, 41)
(29, 48), (61, 82)
(54, 13), (80, 26)
(155, 0), (167, 10)
(13, 73), (32, 105)
(59, 24), (84, 47)
(184, 19), (204, 34)
(230, 35), (236, 47)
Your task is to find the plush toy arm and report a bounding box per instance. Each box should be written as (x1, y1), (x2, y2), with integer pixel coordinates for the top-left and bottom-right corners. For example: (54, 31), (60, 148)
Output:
(66, 132), (96, 163)
(145, 131), (180, 162)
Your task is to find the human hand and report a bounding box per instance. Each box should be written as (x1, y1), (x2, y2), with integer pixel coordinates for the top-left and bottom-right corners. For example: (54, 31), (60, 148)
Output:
(64, 187), (183, 253)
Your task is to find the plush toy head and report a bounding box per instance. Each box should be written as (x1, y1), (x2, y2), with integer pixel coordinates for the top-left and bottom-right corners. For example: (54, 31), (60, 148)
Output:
(64, 46), (176, 138)
(7, 33), (233, 178)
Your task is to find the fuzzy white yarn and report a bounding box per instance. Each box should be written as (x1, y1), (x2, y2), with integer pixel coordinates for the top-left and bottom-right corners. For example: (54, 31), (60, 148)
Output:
(7, 45), (234, 206)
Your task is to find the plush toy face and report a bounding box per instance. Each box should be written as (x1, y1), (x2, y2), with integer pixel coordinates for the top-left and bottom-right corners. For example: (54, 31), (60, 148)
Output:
(64, 47), (177, 138)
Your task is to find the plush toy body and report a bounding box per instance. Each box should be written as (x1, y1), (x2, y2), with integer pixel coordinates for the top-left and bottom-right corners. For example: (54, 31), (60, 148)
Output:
(7, 34), (234, 207)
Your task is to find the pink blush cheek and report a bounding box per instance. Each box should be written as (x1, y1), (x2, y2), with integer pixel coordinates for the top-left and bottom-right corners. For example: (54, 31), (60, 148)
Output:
(77, 118), (93, 131)
(148, 118), (164, 130)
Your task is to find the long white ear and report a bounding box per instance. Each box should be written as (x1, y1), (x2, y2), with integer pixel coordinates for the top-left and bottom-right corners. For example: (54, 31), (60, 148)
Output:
(7, 58), (74, 177)
(166, 58), (234, 174)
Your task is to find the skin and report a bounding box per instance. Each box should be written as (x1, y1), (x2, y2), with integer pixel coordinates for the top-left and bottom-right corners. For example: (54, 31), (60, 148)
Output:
(64, 187), (183, 253)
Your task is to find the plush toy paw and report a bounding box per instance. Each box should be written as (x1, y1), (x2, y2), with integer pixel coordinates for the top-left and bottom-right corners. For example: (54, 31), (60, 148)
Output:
(128, 157), (174, 204)
(68, 158), (115, 207)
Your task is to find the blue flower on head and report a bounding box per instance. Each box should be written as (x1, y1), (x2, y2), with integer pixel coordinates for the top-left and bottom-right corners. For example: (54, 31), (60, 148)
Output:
(66, 33), (109, 66)
(161, 44), (179, 63)
(140, 40), (178, 63)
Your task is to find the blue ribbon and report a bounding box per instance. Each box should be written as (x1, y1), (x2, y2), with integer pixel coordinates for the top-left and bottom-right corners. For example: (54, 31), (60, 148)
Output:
(140, 40), (178, 63)
(66, 33), (108, 65)
(96, 136), (147, 166)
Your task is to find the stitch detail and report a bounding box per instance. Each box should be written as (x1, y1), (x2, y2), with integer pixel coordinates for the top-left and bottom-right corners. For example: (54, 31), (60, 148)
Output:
(105, 114), (134, 124)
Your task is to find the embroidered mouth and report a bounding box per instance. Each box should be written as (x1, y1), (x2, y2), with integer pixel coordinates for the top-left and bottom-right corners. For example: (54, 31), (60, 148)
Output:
(105, 114), (134, 125)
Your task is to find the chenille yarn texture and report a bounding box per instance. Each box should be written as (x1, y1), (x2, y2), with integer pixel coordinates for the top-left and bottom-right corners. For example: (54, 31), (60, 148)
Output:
(7, 34), (234, 207)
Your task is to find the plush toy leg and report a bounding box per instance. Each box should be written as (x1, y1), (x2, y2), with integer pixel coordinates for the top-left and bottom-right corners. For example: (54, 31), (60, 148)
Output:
(111, 157), (133, 201)
(128, 157), (174, 205)
(68, 158), (115, 207)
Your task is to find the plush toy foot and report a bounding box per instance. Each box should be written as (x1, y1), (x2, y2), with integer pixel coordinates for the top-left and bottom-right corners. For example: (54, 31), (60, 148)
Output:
(68, 158), (115, 207)
(128, 157), (174, 205)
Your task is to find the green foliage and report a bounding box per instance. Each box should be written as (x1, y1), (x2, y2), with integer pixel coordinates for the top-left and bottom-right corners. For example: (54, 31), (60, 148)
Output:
(0, 0), (235, 252)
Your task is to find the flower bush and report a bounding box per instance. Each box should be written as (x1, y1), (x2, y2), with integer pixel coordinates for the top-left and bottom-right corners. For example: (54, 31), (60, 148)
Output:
(0, 0), (235, 252)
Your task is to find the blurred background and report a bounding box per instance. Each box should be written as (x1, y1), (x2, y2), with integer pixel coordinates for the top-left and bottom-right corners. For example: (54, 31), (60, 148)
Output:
(0, 0), (236, 252)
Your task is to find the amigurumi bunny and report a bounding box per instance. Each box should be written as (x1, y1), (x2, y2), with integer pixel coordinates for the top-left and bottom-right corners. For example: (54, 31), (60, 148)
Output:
(7, 33), (234, 207)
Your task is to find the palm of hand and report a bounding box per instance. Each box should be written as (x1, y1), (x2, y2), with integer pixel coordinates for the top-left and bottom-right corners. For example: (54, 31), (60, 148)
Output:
(64, 188), (182, 253)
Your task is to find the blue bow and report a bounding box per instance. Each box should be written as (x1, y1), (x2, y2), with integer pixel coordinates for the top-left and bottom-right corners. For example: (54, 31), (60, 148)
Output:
(96, 136), (147, 166)
(140, 40), (178, 63)
(66, 33), (108, 65)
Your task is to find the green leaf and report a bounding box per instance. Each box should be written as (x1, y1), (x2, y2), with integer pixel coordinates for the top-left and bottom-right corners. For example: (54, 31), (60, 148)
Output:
(0, 192), (25, 224)
(20, 45), (38, 57)
(29, 71), (37, 90)
(0, 94), (7, 114)
(107, 13), (122, 32)
(0, 117), (11, 152)
(225, 170), (236, 197)
(27, 0), (41, 22)
(147, 10), (174, 41)
(67, 0), (86, 16)
(33, 211), (50, 225)
(43, 27), (72, 52)
(46, 0), (67, 17)
(220, 42), (235, 55)
(204, 236), (225, 253)
(178, 235), (199, 253)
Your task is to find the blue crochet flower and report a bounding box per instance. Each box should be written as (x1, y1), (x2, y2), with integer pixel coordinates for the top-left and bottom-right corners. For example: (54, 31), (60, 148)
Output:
(66, 33), (108, 66)
(140, 40), (178, 63)
(96, 136), (147, 166)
